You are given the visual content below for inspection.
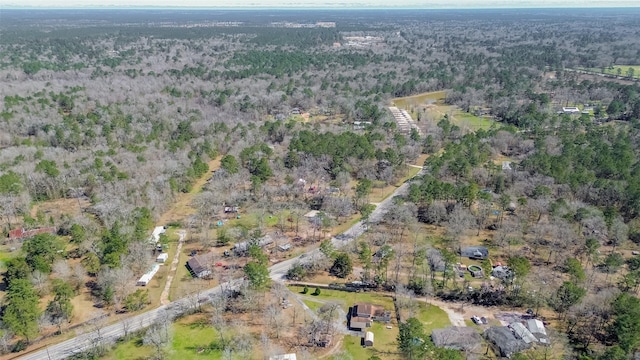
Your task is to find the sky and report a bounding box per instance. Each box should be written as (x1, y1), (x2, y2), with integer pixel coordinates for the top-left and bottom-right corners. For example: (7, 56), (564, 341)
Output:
(1, 0), (638, 8)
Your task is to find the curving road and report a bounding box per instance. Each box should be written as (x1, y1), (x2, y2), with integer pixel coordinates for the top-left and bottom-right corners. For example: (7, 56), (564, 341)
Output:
(19, 169), (421, 360)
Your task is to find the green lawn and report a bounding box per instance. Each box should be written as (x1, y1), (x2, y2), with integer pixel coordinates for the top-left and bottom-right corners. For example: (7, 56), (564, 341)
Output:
(454, 111), (495, 131)
(289, 286), (395, 310)
(415, 303), (451, 334)
(105, 316), (224, 360)
(342, 322), (401, 360)
(580, 65), (640, 79)
(392, 90), (448, 109)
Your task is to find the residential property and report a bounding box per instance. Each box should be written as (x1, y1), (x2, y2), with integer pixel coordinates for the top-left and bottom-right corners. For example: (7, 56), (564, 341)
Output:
(526, 319), (550, 344)
(186, 253), (214, 278)
(388, 106), (422, 136)
(432, 326), (482, 351)
(492, 265), (514, 280)
(353, 121), (372, 130)
(349, 302), (391, 330)
(509, 322), (537, 344)
(232, 235), (274, 255)
(8, 227), (56, 240)
(148, 226), (166, 244)
(484, 326), (531, 358)
(363, 331), (374, 347)
(156, 253), (169, 263)
(562, 107), (580, 114)
(460, 246), (489, 260)
(136, 264), (161, 286)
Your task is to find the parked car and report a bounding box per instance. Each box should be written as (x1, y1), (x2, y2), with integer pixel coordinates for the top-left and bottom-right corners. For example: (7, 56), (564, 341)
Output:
(471, 316), (482, 325)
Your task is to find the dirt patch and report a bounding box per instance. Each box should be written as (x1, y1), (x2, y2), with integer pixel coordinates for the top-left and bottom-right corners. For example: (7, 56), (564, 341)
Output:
(158, 157), (221, 225)
(421, 298), (500, 327)
(30, 197), (91, 220)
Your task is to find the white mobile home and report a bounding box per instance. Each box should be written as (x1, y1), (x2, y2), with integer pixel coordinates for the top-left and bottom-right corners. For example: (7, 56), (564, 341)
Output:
(136, 264), (161, 286)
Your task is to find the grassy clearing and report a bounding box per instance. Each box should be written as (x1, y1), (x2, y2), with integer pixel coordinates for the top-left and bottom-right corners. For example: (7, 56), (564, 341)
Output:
(415, 303), (451, 333)
(105, 315), (224, 360)
(290, 285), (402, 360)
(581, 65), (640, 79)
(289, 285), (394, 310)
(392, 90), (447, 109)
(342, 322), (401, 360)
(393, 90), (495, 132)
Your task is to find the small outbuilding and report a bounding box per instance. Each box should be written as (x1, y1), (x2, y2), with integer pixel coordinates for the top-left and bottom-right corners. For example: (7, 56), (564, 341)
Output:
(432, 326), (482, 351)
(363, 331), (374, 347)
(484, 326), (531, 358)
(156, 253), (169, 263)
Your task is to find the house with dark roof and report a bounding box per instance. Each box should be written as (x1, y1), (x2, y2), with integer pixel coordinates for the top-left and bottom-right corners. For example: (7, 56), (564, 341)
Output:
(349, 303), (391, 330)
(484, 326), (531, 358)
(460, 246), (489, 260)
(432, 326), (482, 351)
(186, 253), (214, 278)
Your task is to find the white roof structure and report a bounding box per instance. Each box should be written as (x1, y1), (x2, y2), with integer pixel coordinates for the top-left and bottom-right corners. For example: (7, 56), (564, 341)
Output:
(156, 253), (169, 263)
(364, 331), (374, 346)
(526, 319), (550, 344)
(148, 226), (166, 244)
(509, 322), (537, 344)
(304, 210), (319, 218)
(562, 107), (580, 113)
(269, 354), (297, 360)
(136, 264), (160, 286)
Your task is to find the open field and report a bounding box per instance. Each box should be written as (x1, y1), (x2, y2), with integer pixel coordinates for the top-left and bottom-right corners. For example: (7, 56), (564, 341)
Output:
(579, 65), (640, 79)
(104, 314), (223, 360)
(391, 91), (447, 110)
(392, 91), (495, 132)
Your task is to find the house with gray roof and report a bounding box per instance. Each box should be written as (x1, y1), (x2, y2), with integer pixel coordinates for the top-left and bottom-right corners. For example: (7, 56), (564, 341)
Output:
(484, 326), (531, 358)
(460, 246), (489, 260)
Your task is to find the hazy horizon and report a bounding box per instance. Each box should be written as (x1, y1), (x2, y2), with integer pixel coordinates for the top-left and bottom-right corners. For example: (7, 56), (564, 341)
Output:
(2, 0), (639, 9)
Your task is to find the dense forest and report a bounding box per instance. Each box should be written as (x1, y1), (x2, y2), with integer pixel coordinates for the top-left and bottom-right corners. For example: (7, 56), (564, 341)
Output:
(1, 8), (640, 360)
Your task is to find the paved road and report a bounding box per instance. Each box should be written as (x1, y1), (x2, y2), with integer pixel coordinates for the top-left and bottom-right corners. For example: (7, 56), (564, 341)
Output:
(20, 169), (422, 360)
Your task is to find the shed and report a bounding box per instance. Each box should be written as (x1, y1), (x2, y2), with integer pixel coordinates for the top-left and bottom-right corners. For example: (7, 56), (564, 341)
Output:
(509, 322), (537, 344)
(460, 246), (489, 260)
(136, 264), (161, 286)
(156, 253), (169, 263)
(364, 331), (374, 347)
(432, 326), (482, 351)
(484, 326), (531, 358)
